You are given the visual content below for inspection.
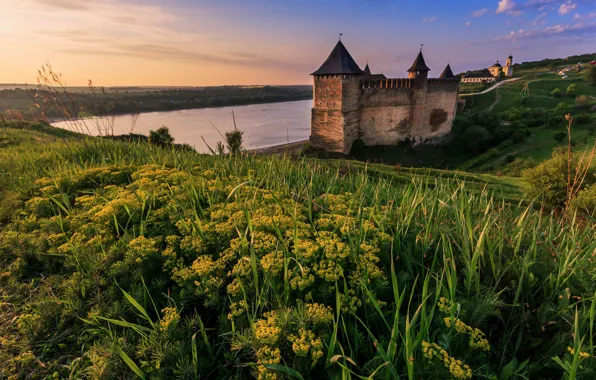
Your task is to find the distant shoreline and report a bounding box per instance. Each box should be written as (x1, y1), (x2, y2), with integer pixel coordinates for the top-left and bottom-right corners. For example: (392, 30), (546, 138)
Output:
(47, 97), (313, 124)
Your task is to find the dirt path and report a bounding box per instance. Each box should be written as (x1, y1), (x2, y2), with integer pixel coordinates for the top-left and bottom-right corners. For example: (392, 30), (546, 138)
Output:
(459, 78), (521, 97)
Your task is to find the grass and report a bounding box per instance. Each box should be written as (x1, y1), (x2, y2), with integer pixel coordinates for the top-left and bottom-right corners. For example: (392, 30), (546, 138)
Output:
(0, 122), (595, 380)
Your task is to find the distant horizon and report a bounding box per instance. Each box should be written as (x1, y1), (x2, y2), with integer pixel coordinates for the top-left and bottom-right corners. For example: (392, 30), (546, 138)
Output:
(0, 46), (592, 88)
(2, 0), (595, 86)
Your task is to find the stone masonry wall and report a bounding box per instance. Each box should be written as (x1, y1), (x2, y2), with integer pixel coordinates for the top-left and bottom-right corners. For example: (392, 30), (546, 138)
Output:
(357, 79), (458, 146)
(310, 77), (459, 153)
(310, 75), (345, 152)
(310, 75), (362, 153)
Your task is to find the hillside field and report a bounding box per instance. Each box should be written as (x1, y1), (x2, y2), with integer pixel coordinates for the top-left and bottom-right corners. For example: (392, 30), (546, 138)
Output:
(0, 122), (594, 379)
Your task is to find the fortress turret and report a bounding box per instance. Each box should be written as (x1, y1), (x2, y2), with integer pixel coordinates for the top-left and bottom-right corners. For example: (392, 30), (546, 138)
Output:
(439, 64), (456, 79)
(407, 50), (430, 81)
(310, 39), (364, 153)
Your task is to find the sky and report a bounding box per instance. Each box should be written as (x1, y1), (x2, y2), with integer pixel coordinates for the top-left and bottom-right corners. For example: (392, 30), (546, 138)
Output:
(1, 0), (595, 86)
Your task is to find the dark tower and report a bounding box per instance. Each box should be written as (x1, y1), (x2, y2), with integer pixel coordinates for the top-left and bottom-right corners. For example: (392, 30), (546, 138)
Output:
(310, 40), (364, 153)
(407, 50), (431, 80)
(439, 64), (456, 79)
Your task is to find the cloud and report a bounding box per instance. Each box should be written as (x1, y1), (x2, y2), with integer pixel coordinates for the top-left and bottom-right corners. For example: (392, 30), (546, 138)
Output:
(496, 0), (517, 14)
(31, 0), (92, 10)
(422, 17), (437, 23)
(473, 8), (488, 17)
(466, 21), (472, 26)
(533, 12), (548, 25)
(494, 22), (596, 42)
(558, 1), (577, 15)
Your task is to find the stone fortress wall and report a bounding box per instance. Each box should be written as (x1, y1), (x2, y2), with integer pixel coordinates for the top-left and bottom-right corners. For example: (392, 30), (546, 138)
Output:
(309, 40), (460, 154)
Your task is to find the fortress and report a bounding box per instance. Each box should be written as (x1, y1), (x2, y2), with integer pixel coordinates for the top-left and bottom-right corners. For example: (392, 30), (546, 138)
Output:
(310, 40), (459, 154)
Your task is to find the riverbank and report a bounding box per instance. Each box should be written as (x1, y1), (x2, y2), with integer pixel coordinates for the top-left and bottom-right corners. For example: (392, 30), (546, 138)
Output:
(1, 85), (312, 120)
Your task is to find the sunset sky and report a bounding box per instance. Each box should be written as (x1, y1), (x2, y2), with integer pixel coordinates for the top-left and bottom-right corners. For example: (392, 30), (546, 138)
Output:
(1, 0), (595, 86)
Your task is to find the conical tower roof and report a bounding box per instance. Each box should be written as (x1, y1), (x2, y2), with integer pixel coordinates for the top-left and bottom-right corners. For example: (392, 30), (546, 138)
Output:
(311, 40), (364, 75)
(407, 50), (430, 72)
(364, 63), (372, 75)
(439, 64), (455, 79)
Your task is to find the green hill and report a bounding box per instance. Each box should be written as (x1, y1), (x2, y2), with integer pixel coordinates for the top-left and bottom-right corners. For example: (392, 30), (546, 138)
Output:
(0, 122), (594, 379)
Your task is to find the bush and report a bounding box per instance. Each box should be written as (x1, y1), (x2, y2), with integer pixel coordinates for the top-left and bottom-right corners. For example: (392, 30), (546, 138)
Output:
(571, 184), (596, 217)
(460, 125), (492, 153)
(584, 66), (596, 86)
(554, 102), (571, 116)
(553, 132), (567, 143)
(225, 129), (244, 156)
(511, 129), (529, 144)
(548, 115), (564, 127)
(522, 148), (595, 208)
(575, 95), (592, 111)
(551, 88), (561, 98)
(148, 126), (174, 147)
(566, 83), (578, 96)
(573, 113), (591, 124)
(588, 124), (596, 136)
(503, 157), (537, 177)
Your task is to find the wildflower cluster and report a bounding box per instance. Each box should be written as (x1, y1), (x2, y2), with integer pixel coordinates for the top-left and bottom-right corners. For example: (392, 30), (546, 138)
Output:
(443, 317), (490, 351)
(438, 299), (490, 352)
(255, 346), (281, 380)
(422, 341), (473, 379)
(287, 328), (324, 367)
(567, 346), (591, 360)
(160, 307), (180, 332)
(437, 297), (457, 314)
(254, 311), (281, 345)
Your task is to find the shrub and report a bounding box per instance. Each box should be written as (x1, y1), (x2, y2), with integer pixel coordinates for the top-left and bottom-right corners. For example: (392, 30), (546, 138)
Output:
(566, 83), (578, 96)
(522, 148), (595, 208)
(571, 184), (596, 217)
(587, 124), (596, 136)
(460, 125), (491, 153)
(575, 95), (592, 111)
(553, 132), (567, 143)
(511, 130), (528, 144)
(225, 129), (244, 156)
(148, 126), (174, 147)
(584, 66), (596, 86)
(503, 157), (537, 177)
(548, 115), (564, 127)
(522, 150), (568, 207)
(551, 88), (562, 98)
(573, 113), (591, 124)
(554, 102), (571, 116)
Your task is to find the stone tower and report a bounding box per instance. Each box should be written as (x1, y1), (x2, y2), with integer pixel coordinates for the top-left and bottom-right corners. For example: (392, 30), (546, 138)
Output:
(505, 55), (513, 77)
(310, 40), (364, 153)
(407, 50), (431, 81)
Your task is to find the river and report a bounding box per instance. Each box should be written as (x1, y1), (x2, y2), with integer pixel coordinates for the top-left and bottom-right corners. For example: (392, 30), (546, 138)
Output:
(51, 100), (312, 153)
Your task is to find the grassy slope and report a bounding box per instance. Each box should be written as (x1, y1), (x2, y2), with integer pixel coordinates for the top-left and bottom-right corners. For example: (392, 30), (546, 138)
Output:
(461, 69), (596, 172)
(0, 123), (594, 379)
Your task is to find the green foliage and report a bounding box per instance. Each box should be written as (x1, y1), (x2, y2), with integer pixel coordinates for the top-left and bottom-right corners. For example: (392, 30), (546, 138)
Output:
(554, 131), (567, 143)
(503, 157), (537, 177)
(225, 129), (244, 156)
(584, 66), (596, 86)
(522, 148), (595, 208)
(1, 122), (595, 380)
(566, 83), (578, 96)
(551, 88), (562, 98)
(0, 85), (313, 119)
(554, 102), (571, 116)
(571, 184), (596, 217)
(148, 126), (174, 148)
(460, 125), (491, 153)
